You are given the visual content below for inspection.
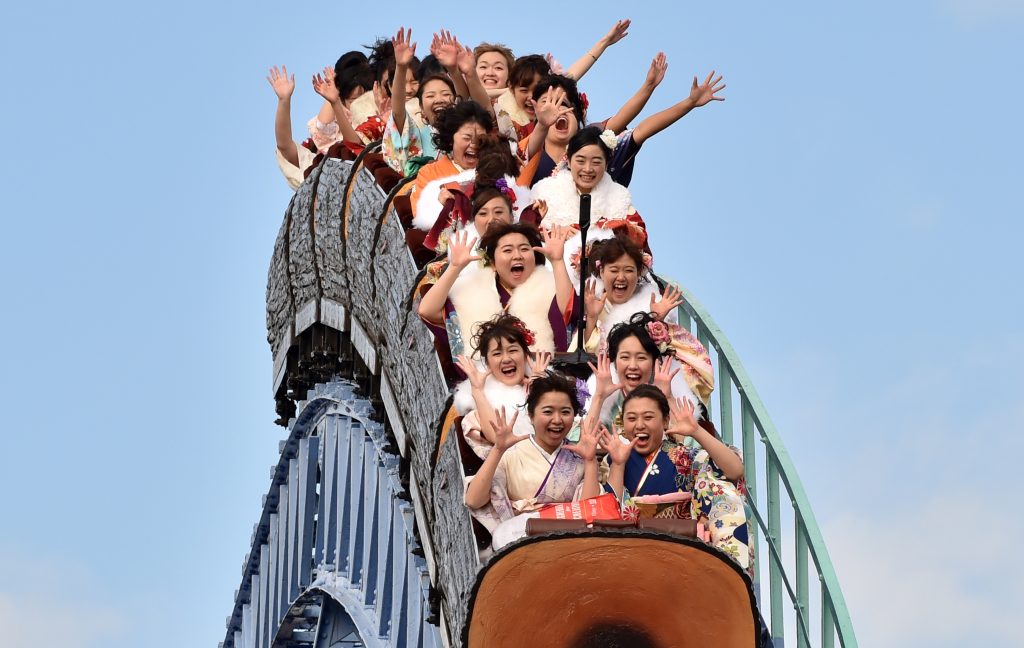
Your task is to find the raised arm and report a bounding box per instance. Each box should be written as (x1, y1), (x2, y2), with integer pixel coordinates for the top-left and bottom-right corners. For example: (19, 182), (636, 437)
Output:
(564, 418), (603, 499)
(668, 397), (744, 481)
(417, 231), (479, 324)
(267, 65), (299, 167)
(604, 53), (667, 134)
(312, 68), (361, 144)
(391, 27), (416, 133)
(584, 352), (622, 430)
(583, 278), (607, 344)
(456, 44), (497, 119)
(455, 355), (498, 443)
(631, 70), (725, 146)
(432, 31), (470, 98)
(599, 426), (638, 498)
(533, 224), (575, 315)
(565, 18), (631, 81)
(465, 408), (528, 509)
(524, 86), (571, 158)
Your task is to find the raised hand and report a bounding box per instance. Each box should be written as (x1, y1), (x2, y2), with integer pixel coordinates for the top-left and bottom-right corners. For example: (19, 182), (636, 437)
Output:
(533, 224), (573, 262)
(448, 230), (481, 269)
(267, 65), (295, 100)
(667, 396), (700, 438)
(393, 27), (417, 66)
(689, 71), (726, 107)
(456, 354), (490, 390)
(488, 407), (529, 451)
(535, 87), (571, 128)
(372, 80), (391, 116)
(585, 278), (608, 320)
(653, 357), (680, 397)
(312, 67), (340, 103)
(566, 417), (600, 461)
(650, 284), (684, 321)
(602, 18), (631, 47)
(456, 45), (476, 76)
(431, 30), (461, 68)
(587, 352), (623, 401)
(527, 351), (552, 377)
(598, 427), (637, 466)
(530, 199), (549, 219)
(645, 52), (668, 89)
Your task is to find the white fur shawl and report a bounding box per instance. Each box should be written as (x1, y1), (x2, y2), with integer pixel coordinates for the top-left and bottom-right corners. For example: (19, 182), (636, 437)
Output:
(532, 170), (633, 228)
(448, 264), (557, 356)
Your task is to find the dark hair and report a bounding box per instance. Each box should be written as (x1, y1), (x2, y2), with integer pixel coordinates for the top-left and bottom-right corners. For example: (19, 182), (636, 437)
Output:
(416, 74), (457, 102)
(622, 384), (670, 419)
(474, 43), (515, 71)
(472, 313), (533, 358)
(407, 55), (421, 78)
(532, 75), (584, 125)
(589, 236), (647, 282)
(607, 312), (663, 360)
(526, 372), (582, 416)
(568, 126), (613, 162)
(474, 136), (521, 186)
(335, 51), (373, 100)
(471, 186), (513, 219)
(367, 38), (396, 93)
(415, 55), (446, 84)
(510, 55), (551, 89)
(478, 222), (545, 268)
(431, 101), (495, 154)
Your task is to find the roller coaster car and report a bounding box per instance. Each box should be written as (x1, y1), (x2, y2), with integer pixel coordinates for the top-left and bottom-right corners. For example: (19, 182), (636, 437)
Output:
(464, 529), (760, 647)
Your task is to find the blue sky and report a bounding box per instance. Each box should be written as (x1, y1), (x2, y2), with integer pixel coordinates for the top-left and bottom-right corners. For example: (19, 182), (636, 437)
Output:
(1, 2), (1021, 646)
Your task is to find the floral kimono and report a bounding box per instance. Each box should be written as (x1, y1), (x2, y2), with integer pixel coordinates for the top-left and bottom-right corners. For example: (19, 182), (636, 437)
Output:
(382, 99), (439, 176)
(468, 437), (586, 548)
(608, 441), (754, 577)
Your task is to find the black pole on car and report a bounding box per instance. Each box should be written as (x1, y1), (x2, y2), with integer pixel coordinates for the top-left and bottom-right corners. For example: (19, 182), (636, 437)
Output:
(553, 194), (596, 379)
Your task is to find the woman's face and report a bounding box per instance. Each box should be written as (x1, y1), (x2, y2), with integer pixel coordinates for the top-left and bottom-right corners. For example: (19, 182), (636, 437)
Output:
(404, 68), (420, 97)
(474, 196), (513, 234)
(484, 336), (526, 386)
(493, 233), (537, 289)
(569, 144), (607, 193)
(452, 121), (487, 168)
(536, 90), (578, 144)
(531, 391), (575, 452)
(600, 253), (639, 305)
(513, 74), (541, 119)
(419, 79), (454, 125)
(476, 51), (509, 89)
(614, 335), (654, 393)
(622, 397), (666, 457)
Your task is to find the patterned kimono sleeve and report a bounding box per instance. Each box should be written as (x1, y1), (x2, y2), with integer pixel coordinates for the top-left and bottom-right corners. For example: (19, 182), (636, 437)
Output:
(382, 112), (420, 175)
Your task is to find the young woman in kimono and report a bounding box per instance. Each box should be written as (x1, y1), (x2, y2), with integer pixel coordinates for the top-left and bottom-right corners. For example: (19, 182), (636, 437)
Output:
(464, 372), (602, 550)
(408, 101), (494, 230)
(586, 313), (714, 433)
(598, 385), (754, 577)
(581, 236), (682, 350)
(530, 127), (648, 286)
(454, 314), (551, 460)
(416, 221), (575, 365)
(383, 27), (458, 176)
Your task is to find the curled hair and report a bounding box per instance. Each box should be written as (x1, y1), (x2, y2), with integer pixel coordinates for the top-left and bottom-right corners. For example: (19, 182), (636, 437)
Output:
(334, 51), (373, 101)
(568, 126), (613, 162)
(532, 75), (584, 125)
(510, 54), (551, 89)
(473, 136), (521, 187)
(589, 235), (647, 282)
(526, 371), (582, 416)
(431, 101), (495, 154)
(478, 221), (545, 268)
(367, 37), (396, 91)
(474, 42), (516, 71)
(416, 73), (457, 102)
(472, 313), (533, 358)
(622, 384), (670, 419)
(607, 312), (663, 360)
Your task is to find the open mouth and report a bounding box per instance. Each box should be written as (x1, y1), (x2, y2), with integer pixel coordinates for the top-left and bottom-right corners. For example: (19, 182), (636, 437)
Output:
(554, 116), (569, 131)
(509, 262), (525, 281)
(463, 149), (479, 165)
(624, 370), (643, 385)
(611, 279), (629, 299)
(635, 432), (650, 442)
(577, 172), (596, 184)
(499, 362), (518, 378)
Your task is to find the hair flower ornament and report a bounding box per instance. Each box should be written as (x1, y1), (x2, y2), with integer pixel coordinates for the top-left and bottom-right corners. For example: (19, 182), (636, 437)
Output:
(599, 129), (618, 149)
(575, 378), (591, 408)
(494, 177), (518, 207)
(646, 320), (671, 352)
(511, 319), (536, 347)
